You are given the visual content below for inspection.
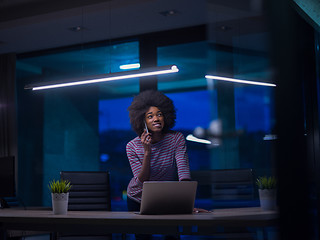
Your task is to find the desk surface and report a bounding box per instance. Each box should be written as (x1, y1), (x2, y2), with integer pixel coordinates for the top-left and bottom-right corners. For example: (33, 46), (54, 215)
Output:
(0, 207), (278, 236)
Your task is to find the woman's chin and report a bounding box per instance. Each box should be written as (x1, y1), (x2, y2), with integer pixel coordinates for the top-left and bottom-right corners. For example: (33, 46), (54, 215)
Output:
(150, 129), (163, 134)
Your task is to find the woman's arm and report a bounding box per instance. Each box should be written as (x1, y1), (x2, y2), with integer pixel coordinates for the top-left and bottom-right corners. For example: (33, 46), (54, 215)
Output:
(136, 130), (152, 182)
(175, 132), (191, 181)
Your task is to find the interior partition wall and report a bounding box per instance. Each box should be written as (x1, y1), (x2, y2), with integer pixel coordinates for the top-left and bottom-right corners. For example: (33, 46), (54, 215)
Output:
(8, 2), (320, 239)
(16, 40), (141, 206)
(16, 26), (208, 208)
(157, 41), (275, 212)
(15, 25), (280, 216)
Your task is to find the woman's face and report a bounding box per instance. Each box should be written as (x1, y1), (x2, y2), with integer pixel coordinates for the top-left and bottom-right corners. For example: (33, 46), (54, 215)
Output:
(145, 106), (165, 133)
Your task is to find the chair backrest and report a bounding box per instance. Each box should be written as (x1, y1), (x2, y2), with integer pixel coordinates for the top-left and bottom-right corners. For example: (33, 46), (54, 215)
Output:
(191, 168), (254, 200)
(60, 171), (111, 211)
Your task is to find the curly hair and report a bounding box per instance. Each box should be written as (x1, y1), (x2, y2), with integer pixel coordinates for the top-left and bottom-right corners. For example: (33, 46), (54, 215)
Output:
(128, 90), (176, 136)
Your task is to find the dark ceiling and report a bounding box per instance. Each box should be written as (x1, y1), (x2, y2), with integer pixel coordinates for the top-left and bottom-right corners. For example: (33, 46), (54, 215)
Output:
(0, 0), (268, 55)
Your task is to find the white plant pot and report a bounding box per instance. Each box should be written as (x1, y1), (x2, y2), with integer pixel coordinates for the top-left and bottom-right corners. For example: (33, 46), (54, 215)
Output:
(258, 189), (277, 211)
(51, 193), (69, 215)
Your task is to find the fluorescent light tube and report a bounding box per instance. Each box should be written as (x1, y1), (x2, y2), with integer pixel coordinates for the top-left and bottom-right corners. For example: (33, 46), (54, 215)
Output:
(25, 65), (179, 91)
(205, 75), (276, 87)
(263, 134), (277, 140)
(186, 134), (212, 145)
(119, 63), (140, 70)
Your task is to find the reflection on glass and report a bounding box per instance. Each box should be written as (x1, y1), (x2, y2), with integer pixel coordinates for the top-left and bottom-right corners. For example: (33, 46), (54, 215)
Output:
(16, 41), (140, 207)
(158, 40), (275, 210)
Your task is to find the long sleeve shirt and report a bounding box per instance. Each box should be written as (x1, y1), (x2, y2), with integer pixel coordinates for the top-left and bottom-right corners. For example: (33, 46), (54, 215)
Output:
(126, 131), (191, 203)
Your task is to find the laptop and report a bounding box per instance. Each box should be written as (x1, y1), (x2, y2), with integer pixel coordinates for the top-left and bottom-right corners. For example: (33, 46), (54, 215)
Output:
(139, 181), (198, 215)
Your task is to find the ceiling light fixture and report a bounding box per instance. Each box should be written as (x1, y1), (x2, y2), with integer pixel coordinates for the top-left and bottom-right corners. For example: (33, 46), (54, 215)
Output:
(25, 65), (179, 91)
(119, 63), (140, 70)
(186, 134), (212, 145)
(263, 134), (277, 141)
(205, 75), (276, 87)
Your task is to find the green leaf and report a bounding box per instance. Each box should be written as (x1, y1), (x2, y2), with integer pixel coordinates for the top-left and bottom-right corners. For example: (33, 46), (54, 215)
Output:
(48, 179), (72, 193)
(256, 176), (276, 189)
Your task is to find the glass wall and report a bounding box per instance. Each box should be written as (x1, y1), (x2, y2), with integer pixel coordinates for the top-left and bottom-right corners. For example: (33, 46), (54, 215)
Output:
(16, 41), (140, 206)
(157, 40), (275, 210)
(99, 97), (136, 210)
(10, 1), (320, 239)
(15, 28), (278, 209)
(16, 36), (276, 210)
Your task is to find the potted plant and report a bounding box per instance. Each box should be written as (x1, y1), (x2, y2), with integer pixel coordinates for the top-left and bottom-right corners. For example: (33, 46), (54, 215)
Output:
(48, 179), (72, 215)
(256, 176), (277, 211)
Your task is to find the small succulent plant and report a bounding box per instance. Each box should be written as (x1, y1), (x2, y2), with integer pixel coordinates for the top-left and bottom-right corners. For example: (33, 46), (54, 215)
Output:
(48, 179), (72, 193)
(256, 176), (276, 190)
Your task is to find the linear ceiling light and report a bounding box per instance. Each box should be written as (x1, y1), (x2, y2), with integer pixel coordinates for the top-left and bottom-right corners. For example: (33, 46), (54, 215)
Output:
(186, 134), (212, 145)
(24, 65), (179, 91)
(119, 63), (140, 70)
(205, 75), (276, 87)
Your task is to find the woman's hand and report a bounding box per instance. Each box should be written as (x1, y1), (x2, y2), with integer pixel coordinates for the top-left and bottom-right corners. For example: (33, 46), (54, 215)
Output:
(137, 130), (152, 183)
(141, 130), (152, 151)
(193, 208), (212, 213)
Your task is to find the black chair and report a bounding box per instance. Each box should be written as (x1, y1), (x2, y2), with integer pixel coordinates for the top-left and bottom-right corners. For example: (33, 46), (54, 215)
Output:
(191, 168), (257, 209)
(54, 171), (112, 240)
(191, 168), (257, 240)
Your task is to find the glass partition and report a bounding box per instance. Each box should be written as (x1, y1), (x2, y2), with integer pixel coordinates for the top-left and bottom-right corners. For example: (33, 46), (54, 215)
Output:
(16, 41), (139, 206)
(158, 38), (275, 210)
(11, 1), (320, 238)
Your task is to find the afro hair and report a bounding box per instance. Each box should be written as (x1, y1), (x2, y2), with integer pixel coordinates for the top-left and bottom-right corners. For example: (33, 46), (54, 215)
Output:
(128, 90), (176, 136)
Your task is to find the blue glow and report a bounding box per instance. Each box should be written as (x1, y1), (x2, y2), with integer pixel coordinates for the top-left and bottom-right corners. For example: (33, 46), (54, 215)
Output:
(100, 153), (110, 162)
(99, 97), (132, 132)
(234, 86), (274, 133)
(166, 90), (216, 130)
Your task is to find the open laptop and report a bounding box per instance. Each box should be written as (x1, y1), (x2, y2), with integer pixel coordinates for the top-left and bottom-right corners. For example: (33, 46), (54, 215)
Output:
(139, 181), (197, 215)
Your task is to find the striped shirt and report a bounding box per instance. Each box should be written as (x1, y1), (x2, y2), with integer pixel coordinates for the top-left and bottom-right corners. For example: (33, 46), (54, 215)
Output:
(126, 131), (191, 203)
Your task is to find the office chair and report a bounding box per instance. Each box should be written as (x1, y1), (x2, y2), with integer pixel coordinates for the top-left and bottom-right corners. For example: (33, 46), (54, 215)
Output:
(191, 168), (256, 209)
(191, 168), (257, 240)
(53, 171), (112, 240)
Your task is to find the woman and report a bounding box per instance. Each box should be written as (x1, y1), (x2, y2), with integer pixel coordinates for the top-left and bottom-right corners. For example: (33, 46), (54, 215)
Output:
(126, 90), (191, 211)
